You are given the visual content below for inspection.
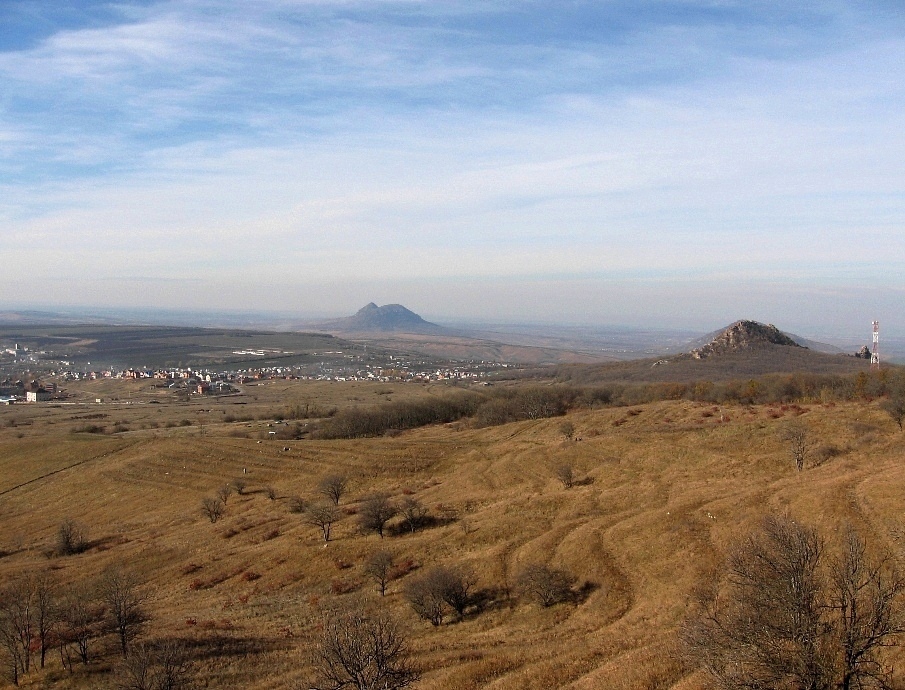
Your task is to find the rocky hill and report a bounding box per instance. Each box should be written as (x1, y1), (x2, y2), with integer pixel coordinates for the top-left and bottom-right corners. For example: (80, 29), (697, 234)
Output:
(688, 320), (802, 359)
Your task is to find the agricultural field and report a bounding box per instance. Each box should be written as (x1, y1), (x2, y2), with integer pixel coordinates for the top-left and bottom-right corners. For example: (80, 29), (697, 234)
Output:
(2, 378), (905, 688)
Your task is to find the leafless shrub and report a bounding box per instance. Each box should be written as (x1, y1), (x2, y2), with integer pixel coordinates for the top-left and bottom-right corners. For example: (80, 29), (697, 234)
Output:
(559, 420), (575, 440)
(681, 515), (905, 690)
(200, 497), (224, 524)
(404, 573), (446, 626)
(880, 397), (905, 430)
(306, 503), (341, 542)
(311, 608), (418, 690)
(779, 423), (812, 471)
(216, 484), (232, 504)
(115, 638), (194, 690)
(364, 551), (394, 596)
(516, 563), (575, 607)
(56, 518), (89, 556)
(554, 463), (575, 489)
(102, 567), (150, 656)
(812, 443), (843, 466)
(263, 485), (277, 501)
(287, 495), (306, 514)
(58, 583), (105, 668)
(318, 474), (349, 506)
(398, 497), (428, 534)
(231, 478), (247, 495)
(359, 494), (397, 539)
(404, 565), (476, 624)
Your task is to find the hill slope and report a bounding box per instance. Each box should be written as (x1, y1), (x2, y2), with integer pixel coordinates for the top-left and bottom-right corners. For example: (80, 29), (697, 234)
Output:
(2, 386), (905, 689)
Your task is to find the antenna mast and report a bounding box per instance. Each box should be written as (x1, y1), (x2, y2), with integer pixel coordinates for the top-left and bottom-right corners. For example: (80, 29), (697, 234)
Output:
(871, 320), (880, 371)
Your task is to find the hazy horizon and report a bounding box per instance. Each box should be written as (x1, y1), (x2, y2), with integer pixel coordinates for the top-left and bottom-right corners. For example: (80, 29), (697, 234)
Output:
(2, 2), (903, 338)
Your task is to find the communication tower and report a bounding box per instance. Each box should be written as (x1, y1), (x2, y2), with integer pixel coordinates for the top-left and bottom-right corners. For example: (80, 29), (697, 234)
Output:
(871, 320), (880, 371)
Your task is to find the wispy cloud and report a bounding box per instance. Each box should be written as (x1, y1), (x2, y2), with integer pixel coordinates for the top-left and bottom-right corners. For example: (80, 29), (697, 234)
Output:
(1, 1), (903, 332)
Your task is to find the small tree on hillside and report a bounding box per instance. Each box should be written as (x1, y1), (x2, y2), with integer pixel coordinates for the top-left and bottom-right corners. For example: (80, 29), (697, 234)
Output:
(880, 397), (905, 430)
(554, 463), (575, 489)
(559, 420), (575, 440)
(306, 503), (341, 543)
(56, 518), (88, 556)
(359, 494), (397, 539)
(364, 551), (394, 597)
(682, 515), (905, 690)
(398, 497), (428, 534)
(318, 474), (349, 506)
(404, 572), (447, 626)
(516, 563), (575, 607)
(115, 638), (194, 690)
(312, 608), (418, 690)
(101, 568), (149, 657)
(58, 583), (104, 667)
(216, 484), (232, 504)
(200, 497), (224, 523)
(779, 423), (812, 471)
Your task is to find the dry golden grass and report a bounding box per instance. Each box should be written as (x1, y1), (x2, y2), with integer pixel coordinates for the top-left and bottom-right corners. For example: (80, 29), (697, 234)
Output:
(2, 382), (905, 689)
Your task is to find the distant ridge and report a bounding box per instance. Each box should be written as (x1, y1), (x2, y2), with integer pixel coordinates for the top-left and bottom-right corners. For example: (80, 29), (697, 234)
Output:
(318, 303), (446, 334)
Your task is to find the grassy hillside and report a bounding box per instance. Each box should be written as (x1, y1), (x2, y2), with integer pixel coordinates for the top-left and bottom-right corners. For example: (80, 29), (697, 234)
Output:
(2, 382), (905, 688)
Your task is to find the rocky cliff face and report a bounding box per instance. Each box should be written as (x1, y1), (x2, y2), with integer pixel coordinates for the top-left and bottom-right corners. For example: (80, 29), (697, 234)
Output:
(690, 320), (803, 359)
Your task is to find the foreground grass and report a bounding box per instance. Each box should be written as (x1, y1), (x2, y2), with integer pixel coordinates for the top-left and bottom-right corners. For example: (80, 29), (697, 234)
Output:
(1, 384), (904, 689)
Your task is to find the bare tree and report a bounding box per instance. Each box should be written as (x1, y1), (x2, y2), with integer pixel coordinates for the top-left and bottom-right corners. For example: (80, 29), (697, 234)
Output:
(287, 495), (306, 514)
(312, 608), (418, 690)
(404, 572), (447, 626)
(231, 478), (247, 495)
(264, 485), (277, 501)
(434, 566), (477, 619)
(56, 518), (88, 556)
(200, 497), (224, 523)
(116, 638), (193, 690)
(880, 397), (905, 431)
(102, 568), (150, 657)
(398, 497), (428, 534)
(32, 573), (56, 669)
(364, 551), (394, 596)
(516, 563), (575, 607)
(554, 463), (575, 489)
(58, 583), (104, 667)
(779, 423), (812, 471)
(318, 474), (349, 506)
(359, 494), (397, 539)
(831, 527), (905, 690)
(403, 565), (476, 624)
(559, 420), (575, 440)
(682, 515), (905, 690)
(0, 577), (33, 682)
(306, 503), (341, 542)
(216, 484), (232, 504)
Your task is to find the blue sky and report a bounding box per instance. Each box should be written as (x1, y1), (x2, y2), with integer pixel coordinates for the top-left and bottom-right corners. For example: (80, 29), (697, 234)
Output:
(1, 1), (904, 336)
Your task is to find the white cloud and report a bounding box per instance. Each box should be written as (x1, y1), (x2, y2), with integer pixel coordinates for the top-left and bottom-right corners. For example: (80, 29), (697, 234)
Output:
(0, 1), (903, 333)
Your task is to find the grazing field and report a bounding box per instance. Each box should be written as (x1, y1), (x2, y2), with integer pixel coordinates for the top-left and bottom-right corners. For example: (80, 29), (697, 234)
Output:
(2, 379), (905, 689)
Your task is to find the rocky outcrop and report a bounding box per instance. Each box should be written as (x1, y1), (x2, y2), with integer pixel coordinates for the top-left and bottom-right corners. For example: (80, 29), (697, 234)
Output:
(690, 320), (803, 359)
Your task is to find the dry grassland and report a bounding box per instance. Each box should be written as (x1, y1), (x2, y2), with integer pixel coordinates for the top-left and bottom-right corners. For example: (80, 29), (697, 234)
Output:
(2, 380), (905, 689)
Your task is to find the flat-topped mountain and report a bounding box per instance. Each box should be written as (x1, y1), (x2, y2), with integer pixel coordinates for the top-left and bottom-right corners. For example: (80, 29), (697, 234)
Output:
(689, 320), (802, 359)
(318, 303), (446, 334)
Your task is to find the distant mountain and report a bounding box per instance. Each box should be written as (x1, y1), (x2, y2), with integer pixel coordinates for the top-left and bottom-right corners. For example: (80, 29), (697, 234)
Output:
(317, 303), (447, 334)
